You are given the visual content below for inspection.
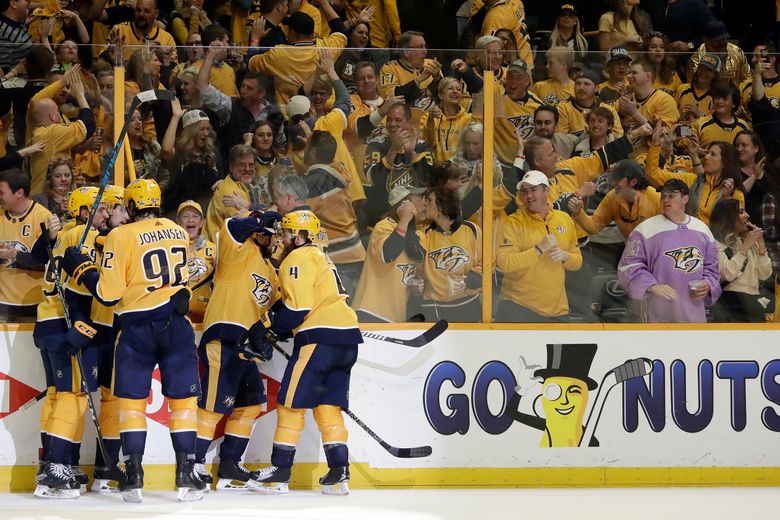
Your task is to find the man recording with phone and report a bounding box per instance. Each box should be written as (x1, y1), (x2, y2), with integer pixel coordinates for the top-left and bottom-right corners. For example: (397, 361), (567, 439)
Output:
(739, 44), (780, 112)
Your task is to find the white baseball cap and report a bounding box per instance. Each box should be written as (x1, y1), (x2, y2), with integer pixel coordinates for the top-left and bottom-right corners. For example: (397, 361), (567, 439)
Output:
(286, 95), (311, 118)
(182, 109), (210, 128)
(517, 170), (550, 189)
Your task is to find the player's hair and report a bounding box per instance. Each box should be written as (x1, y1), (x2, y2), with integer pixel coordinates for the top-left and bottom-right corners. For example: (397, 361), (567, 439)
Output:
(610, 159), (648, 190)
(545, 46), (575, 68)
(427, 185), (460, 222)
(229, 144), (257, 167)
(524, 136), (552, 170)
(708, 198), (742, 246)
(308, 130), (337, 164)
(0, 168), (30, 197)
(586, 106), (615, 129)
(201, 24), (229, 47)
(275, 172), (309, 203)
(710, 83), (741, 111)
(534, 105), (559, 124)
(387, 102), (412, 121)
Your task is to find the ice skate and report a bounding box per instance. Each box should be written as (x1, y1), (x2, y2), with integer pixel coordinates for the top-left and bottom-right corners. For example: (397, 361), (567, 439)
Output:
(194, 463), (213, 492)
(175, 453), (206, 502)
(71, 465), (88, 494)
(119, 454), (144, 503)
(91, 464), (126, 494)
(215, 460), (258, 491)
(319, 466), (350, 496)
(33, 463), (80, 499)
(246, 465), (291, 494)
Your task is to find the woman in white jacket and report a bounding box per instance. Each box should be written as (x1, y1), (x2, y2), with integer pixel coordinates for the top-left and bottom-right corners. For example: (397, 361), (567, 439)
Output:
(709, 198), (773, 322)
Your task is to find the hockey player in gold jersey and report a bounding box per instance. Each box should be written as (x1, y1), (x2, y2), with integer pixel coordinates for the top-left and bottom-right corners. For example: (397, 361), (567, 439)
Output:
(89, 185), (130, 494)
(194, 210), (282, 491)
(33, 186), (109, 499)
(61, 179), (206, 503)
(248, 209), (362, 496)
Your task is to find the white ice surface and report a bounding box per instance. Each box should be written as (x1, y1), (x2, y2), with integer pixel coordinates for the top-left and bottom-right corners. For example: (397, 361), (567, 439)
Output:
(0, 487), (777, 520)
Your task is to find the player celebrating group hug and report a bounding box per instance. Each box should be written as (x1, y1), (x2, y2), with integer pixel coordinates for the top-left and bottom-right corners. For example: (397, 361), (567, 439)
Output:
(33, 177), (364, 503)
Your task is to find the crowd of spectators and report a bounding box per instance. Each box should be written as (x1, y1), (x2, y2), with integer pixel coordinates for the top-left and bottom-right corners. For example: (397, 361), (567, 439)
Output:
(1, 0), (780, 324)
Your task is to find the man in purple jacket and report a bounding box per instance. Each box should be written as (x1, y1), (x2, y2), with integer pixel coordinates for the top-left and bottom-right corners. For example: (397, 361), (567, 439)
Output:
(618, 179), (721, 323)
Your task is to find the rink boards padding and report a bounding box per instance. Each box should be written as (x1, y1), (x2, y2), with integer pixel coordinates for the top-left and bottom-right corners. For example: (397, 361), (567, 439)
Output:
(2, 323), (780, 490)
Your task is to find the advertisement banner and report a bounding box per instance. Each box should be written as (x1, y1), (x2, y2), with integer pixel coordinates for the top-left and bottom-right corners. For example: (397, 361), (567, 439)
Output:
(2, 328), (780, 471)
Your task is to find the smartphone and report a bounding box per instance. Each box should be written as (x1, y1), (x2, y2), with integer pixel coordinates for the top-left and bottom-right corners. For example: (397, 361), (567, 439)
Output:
(760, 49), (769, 59)
(679, 125), (692, 137)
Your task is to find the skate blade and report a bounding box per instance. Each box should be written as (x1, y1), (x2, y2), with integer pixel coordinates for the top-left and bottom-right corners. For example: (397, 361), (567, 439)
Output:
(80, 483), (87, 494)
(177, 487), (205, 502)
(121, 488), (143, 503)
(246, 480), (289, 494)
(33, 485), (80, 499)
(90, 479), (120, 495)
(321, 482), (349, 496)
(215, 478), (249, 491)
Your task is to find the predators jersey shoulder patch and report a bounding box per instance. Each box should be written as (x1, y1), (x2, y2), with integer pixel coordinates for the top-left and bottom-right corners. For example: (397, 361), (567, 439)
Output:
(429, 246), (470, 272)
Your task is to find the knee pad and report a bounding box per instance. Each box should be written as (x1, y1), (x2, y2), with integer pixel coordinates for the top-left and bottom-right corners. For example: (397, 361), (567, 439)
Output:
(46, 392), (87, 442)
(225, 405), (261, 438)
(118, 397), (147, 433)
(196, 408), (223, 440)
(169, 396), (198, 432)
(98, 387), (120, 439)
(273, 405), (306, 446)
(313, 405), (348, 444)
(39, 386), (57, 433)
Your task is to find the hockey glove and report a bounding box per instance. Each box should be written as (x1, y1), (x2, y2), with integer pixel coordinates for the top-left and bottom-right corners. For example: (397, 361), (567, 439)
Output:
(238, 320), (274, 362)
(62, 246), (97, 285)
(66, 320), (97, 354)
(250, 210), (283, 237)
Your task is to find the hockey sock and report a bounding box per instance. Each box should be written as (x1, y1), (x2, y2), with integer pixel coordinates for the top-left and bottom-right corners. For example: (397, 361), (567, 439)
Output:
(119, 398), (147, 456)
(169, 397), (198, 454)
(46, 392), (88, 464)
(39, 387), (57, 462)
(95, 387), (121, 467)
(270, 443), (296, 468)
(323, 443), (348, 468)
(220, 405), (260, 462)
(195, 408), (222, 463)
(273, 405), (305, 446)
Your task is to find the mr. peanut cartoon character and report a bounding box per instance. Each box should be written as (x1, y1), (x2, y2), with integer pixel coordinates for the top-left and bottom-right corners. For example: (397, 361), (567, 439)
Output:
(507, 344), (653, 448)
(507, 344), (599, 447)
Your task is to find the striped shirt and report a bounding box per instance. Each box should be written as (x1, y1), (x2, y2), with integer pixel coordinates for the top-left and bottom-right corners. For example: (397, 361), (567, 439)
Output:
(0, 14), (33, 72)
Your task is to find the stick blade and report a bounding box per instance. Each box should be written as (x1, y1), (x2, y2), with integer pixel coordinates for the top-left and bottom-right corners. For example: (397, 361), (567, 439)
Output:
(386, 445), (433, 458)
(418, 319), (448, 346)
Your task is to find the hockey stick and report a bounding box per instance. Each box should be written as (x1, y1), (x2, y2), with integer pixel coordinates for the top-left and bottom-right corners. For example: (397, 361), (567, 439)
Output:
(578, 357), (653, 447)
(361, 319), (448, 348)
(41, 224), (113, 469)
(76, 89), (175, 250)
(260, 341), (432, 458)
(20, 389), (47, 411)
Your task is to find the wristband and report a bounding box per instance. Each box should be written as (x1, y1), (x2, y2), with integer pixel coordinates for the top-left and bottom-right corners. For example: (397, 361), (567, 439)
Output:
(515, 154), (525, 159)
(396, 226), (407, 237)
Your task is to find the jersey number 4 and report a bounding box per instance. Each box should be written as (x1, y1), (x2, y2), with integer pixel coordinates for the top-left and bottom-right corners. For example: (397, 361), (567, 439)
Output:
(143, 247), (188, 292)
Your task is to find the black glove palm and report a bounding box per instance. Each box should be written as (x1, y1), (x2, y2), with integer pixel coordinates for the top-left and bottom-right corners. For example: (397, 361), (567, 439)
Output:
(61, 246), (96, 284)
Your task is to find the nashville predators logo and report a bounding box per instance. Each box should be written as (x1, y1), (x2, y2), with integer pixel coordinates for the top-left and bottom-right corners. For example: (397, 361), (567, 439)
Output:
(542, 94), (560, 106)
(396, 263), (418, 286)
(251, 273), (273, 307)
(187, 256), (209, 281)
(664, 246), (704, 273)
(429, 246), (470, 273)
(507, 115), (534, 140)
